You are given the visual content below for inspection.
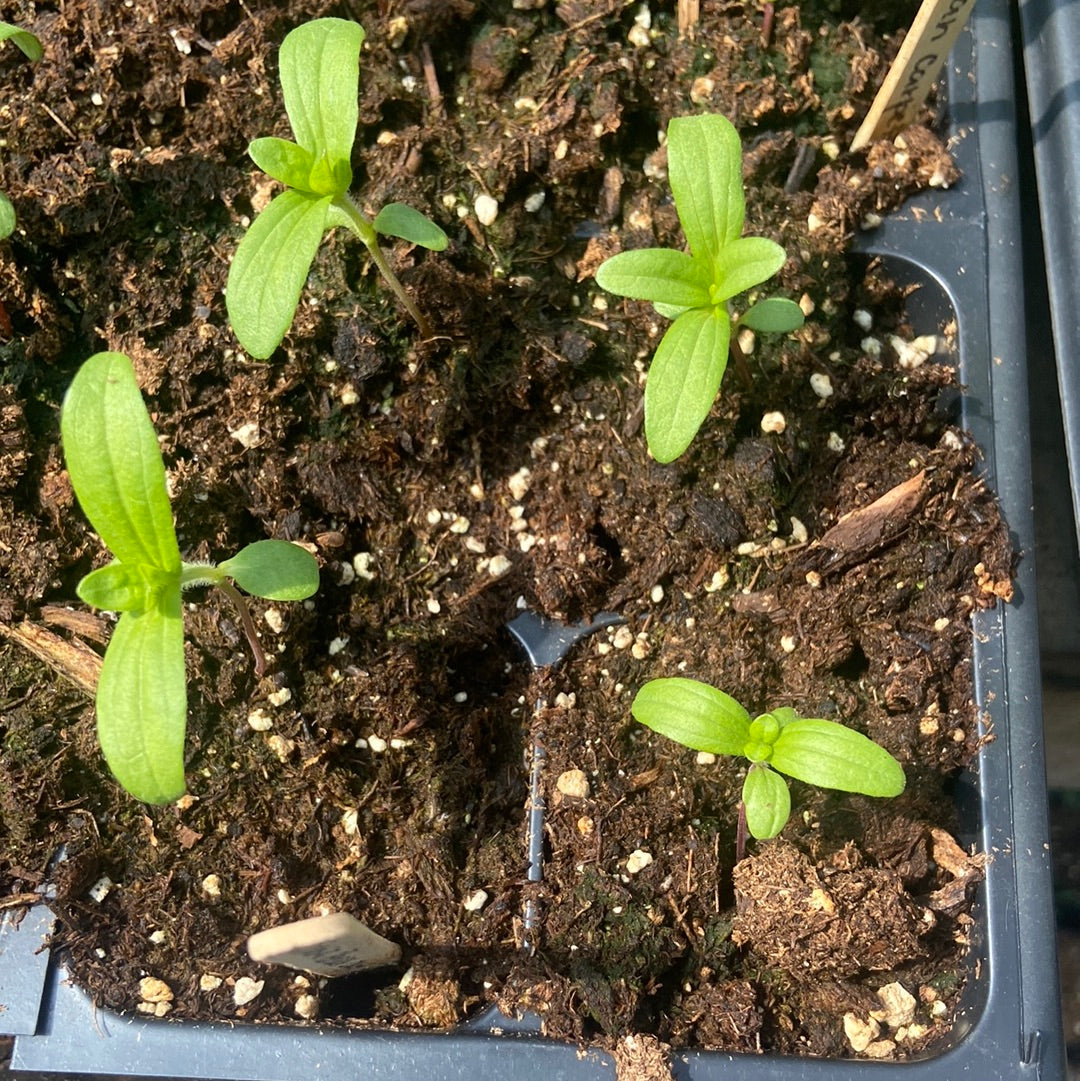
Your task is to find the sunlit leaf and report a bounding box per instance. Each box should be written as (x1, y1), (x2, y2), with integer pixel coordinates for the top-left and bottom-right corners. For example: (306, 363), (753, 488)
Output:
(78, 561), (178, 613)
(742, 765), (791, 840)
(279, 18), (363, 168)
(667, 113), (744, 262)
(96, 597), (187, 805)
(61, 352), (181, 571)
(712, 237), (787, 302)
(225, 189), (332, 359)
(595, 248), (711, 308)
(632, 677), (751, 756)
(247, 137), (315, 190)
(644, 306), (730, 463)
(770, 718), (906, 796)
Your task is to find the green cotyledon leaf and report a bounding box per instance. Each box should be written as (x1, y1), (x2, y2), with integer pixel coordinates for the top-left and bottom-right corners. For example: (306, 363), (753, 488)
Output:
(0, 22), (43, 61)
(219, 540), (320, 600)
(0, 191), (16, 240)
(738, 297), (805, 334)
(372, 203), (449, 251)
(61, 353), (181, 572)
(632, 676), (751, 756)
(96, 593), (187, 804)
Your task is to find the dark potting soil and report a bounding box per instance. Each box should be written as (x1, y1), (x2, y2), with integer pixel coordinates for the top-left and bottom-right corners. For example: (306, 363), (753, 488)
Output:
(0, 0), (1009, 1064)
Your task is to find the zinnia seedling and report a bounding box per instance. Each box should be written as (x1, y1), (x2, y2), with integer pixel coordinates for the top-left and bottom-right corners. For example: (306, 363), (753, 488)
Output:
(61, 352), (320, 804)
(226, 18), (448, 359)
(0, 22), (43, 240)
(631, 677), (905, 842)
(595, 113), (805, 463)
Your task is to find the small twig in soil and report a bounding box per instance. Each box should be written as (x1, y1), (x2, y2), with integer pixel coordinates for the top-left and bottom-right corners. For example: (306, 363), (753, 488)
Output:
(783, 140), (818, 195)
(420, 42), (443, 116)
(761, 2), (775, 48)
(713, 834), (721, 913)
(0, 892), (44, 910)
(666, 892), (697, 947)
(565, 11), (610, 33)
(678, 0), (700, 36)
(40, 101), (76, 140)
(736, 801), (748, 862)
(0, 619), (101, 696)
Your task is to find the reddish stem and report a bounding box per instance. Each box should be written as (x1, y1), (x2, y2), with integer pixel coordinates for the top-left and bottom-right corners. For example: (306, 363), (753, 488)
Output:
(728, 328), (754, 390)
(214, 579), (266, 678)
(761, 2), (775, 48)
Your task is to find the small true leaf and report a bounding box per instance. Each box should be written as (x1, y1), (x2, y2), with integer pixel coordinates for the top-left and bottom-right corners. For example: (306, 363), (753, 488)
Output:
(769, 718), (906, 797)
(0, 22), (43, 61)
(711, 237), (787, 303)
(61, 352), (181, 572)
(220, 540), (320, 601)
(667, 113), (744, 263)
(595, 249), (711, 308)
(247, 137), (316, 190)
(742, 765), (791, 840)
(226, 189), (332, 359)
(307, 150), (352, 197)
(373, 203), (449, 251)
(78, 562), (178, 613)
(279, 18), (363, 166)
(644, 306), (730, 463)
(739, 297), (806, 334)
(632, 677), (751, 756)
(770, 706), (800, 728)
(96, 597), (187, 805)
(0, 192), (15, 240)
(653, 301), (689, 320)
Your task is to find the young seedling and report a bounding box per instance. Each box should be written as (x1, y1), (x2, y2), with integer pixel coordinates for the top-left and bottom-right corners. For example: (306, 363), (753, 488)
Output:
(226, 18), (448, 359)
(0, 22), (43, 240)
(595, 113), (805, 463)
(631, 677), (905, 847)
(61, 352), (320, 804)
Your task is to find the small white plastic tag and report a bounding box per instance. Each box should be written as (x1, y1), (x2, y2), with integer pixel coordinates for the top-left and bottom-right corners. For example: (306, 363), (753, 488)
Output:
(247, 912), (401, 977)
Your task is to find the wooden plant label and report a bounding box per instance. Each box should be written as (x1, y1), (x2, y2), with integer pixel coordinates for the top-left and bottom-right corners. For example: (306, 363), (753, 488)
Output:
(247, 912), (401, 977)
(849, 0), (976, 151)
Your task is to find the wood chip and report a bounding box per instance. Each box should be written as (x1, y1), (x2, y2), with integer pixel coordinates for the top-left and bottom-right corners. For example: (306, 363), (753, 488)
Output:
(927, 827), (988, 914)
(816, 470), (928, 560)
(0, 620), (101, 696)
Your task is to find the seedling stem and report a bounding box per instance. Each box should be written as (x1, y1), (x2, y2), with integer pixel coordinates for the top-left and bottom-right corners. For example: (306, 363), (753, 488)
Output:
(214, 578), (268, 678)
(336, 193), (434, 339)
